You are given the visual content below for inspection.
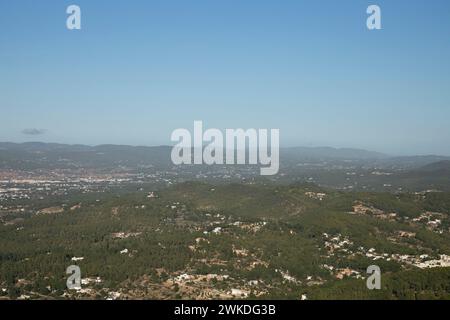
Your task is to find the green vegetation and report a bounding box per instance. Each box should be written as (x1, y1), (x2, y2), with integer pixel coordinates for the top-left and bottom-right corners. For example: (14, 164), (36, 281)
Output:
(1, 182), (449, 300)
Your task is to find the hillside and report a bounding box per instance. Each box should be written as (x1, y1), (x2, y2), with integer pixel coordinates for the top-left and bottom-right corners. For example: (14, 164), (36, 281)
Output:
(1, 182), (449, 300)
(418, 160), (450, 173)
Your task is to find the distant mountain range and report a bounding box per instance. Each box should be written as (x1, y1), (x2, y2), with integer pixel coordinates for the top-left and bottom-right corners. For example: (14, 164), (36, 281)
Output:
(417, 160), (450, 173)
(0, 142), (449, 171)
(0, 142), (173, 170)
(280, 146), (388, 161)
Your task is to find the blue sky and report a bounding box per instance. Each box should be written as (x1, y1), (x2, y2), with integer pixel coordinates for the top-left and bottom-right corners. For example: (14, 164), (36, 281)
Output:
(1, 0), (449, 155)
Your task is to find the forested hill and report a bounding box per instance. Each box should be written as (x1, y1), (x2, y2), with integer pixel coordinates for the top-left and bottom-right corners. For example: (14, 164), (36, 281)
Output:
(1, 182), (449, 299)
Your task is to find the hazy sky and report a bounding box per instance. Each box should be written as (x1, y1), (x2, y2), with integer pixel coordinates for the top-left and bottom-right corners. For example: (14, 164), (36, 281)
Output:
(1, 0), (449, 155)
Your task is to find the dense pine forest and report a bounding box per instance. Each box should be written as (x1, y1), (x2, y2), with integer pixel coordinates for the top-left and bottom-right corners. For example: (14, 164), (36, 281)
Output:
(1, 182), (449, 300)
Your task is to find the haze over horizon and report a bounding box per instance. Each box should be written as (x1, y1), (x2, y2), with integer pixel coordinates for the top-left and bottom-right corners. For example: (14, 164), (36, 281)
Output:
(1, 0), (450, 155)
(2, 140), (450, 158)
